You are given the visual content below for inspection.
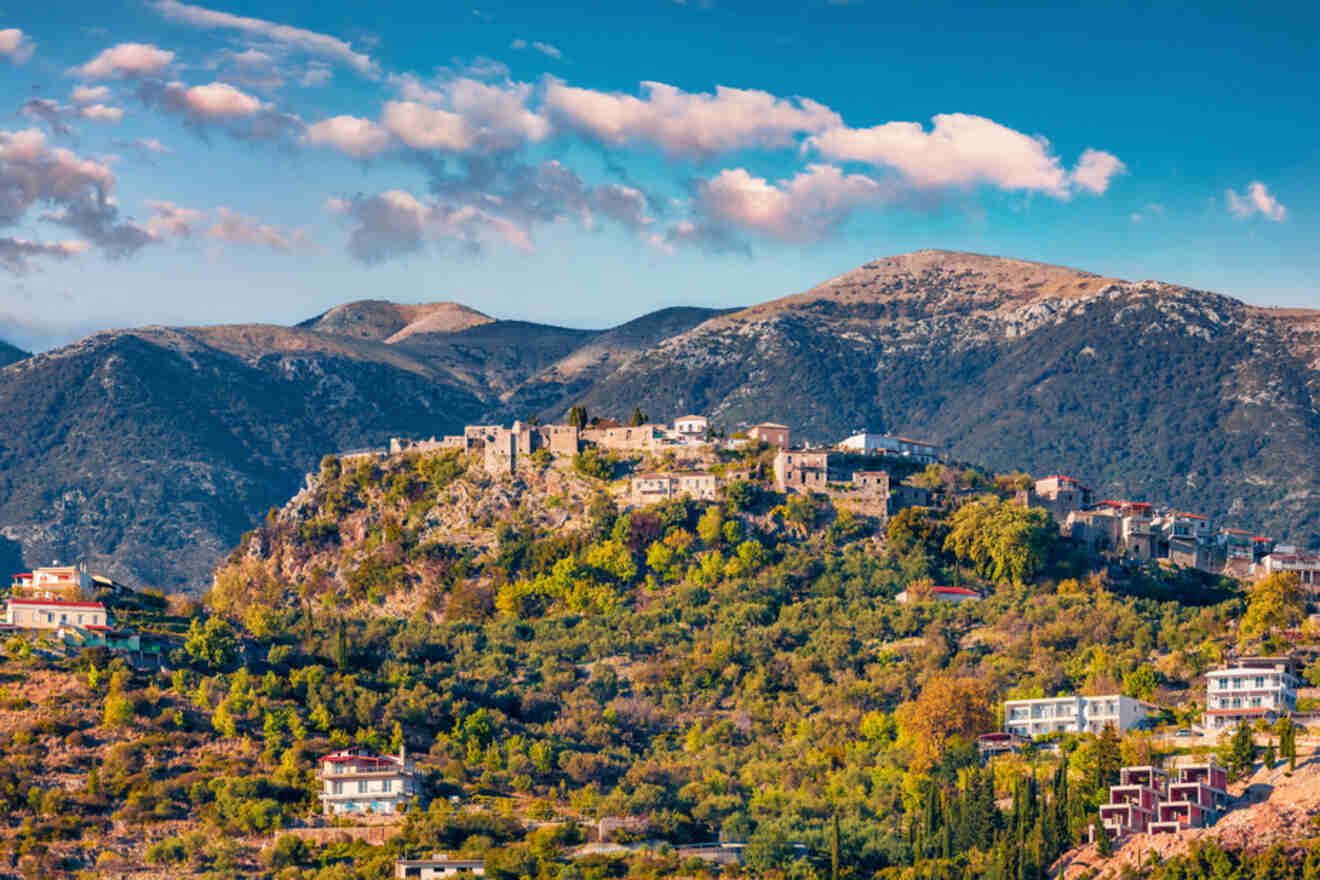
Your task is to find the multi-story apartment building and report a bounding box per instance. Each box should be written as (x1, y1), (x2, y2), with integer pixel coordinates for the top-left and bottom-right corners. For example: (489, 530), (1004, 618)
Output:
(395, 857), (486, 878)
(837, 433), (939, 463)
(318, 747), (420, 815)
(1204, 656), (1300, 732)
(1096, 759), (1230, 840)
(673, 415), (708, 444)
(1002, 694), (1155, 738)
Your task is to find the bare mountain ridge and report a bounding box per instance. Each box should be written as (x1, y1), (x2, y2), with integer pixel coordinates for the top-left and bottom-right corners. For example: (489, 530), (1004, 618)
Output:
(1, 250), (1318, 590)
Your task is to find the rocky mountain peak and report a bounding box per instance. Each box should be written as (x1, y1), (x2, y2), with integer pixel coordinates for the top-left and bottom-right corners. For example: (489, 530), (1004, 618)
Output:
(297, 300), (493, 342)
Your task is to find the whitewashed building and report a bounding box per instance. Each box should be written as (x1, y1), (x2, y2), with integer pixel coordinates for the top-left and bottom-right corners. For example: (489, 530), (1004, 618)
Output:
(673, 415), (708, 444)
(396, 858), (485, 878)
(837, 433), (939, 463)
(4, 598), (110, 630)
(1003, 694), (1155, 738)
(894, 585), (981, 604)
(1204, 657), (1300, 732)
(319, 747), (420, 815)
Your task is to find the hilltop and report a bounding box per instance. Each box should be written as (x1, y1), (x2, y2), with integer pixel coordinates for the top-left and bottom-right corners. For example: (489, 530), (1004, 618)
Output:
(1, 250), (1319, 590)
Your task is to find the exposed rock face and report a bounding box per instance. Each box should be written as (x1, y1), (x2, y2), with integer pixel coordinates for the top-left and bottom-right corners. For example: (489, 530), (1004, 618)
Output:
(1, 250), (1317, 590)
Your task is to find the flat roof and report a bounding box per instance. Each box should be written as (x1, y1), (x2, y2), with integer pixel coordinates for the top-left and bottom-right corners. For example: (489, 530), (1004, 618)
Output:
(7, 598), (106, 610)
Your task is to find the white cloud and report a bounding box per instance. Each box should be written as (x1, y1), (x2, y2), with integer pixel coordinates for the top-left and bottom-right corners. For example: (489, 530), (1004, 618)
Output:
(1070, 148), (1125, 194)
(1227, 181), (1286, 222)
(207, 206), (310, 251)
(177, 81), (263, 118)
(71, 85), (113, 105)
(303, 115), (391, 159)
(153, 0), (377, 77)
(79, 104), (125, 123)
(808, 113), (1079, 195)
(544, 79), (841, 158)
(74, 43), (175, 79)
(511, 38), (562, 59)
(115, 137), (172, 157)
(137, 79), (299, 140)
(0, 28), (34, 64)
(0, 237), (88, 272)
(381, 101), (475, 152)
(300, 63), (332, 87)
(698, 163), (889, 241)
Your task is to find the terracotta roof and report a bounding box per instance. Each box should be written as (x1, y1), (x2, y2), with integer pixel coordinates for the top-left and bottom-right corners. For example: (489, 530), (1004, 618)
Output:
(6, 598), (106, 610)
(932, 586), (980, 596)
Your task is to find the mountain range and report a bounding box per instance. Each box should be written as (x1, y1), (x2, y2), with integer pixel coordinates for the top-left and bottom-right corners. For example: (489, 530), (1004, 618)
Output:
(2, 249), (1317, 591)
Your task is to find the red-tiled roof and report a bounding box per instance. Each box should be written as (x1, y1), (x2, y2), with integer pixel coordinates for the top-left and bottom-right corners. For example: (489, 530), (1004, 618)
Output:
(7, 598), (106, 610)
(1176, 513), (1207, 520)
(1252, 536), (1272, 542)
(932, 586), (980, 596)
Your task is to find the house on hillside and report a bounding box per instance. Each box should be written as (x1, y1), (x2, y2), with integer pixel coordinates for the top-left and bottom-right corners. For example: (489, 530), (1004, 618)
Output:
(1095, 759), (1230, 840)
(748, 423), (790, 448)
(4, 598), (110, 630)
(395, 858), (486, 878)
(1204, 656), (1299, 732)
(629, 472), (718, 503)
(837, 432), (939, 463)
(319, 747), (420, 815)
(1259, 547), (1320, 595)
(11, 563), (132, 600)
(1017, 475), (1093, 525)
(673, 415), (708, 444)
(773, 450), (829, 491)
(1002, 694), (1155, 738)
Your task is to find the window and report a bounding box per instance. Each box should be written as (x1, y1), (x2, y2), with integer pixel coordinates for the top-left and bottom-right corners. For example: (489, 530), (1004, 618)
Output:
(333, 781), (343, 794)
(382, 779), (392, 793)
(358, 780), (368, 794)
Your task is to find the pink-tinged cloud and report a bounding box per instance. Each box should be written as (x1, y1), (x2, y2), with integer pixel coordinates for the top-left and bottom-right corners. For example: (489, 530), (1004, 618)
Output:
(74, 43), (175, 79)
(207, 207), (310, 251)
(511, 38), (563, 59)
(153, 0), (377, 77)
(0, 29), (34, 64)
(79, 104), (125, 123)
(809, 113), (1110, 197)
(303, 115), (391, 159)
(0, 237), (88, 272)
(543, 79), (841, 158)
(380, 79), (549, 154)
(1070, 148), (1125, 194)
(381, 101), (475, 152)
(1227, 181), (1287, 222)
(698, 164), (889, 242)
(143, 200), (202, 239)
(71, 85), (113, 105)
(177, 82), (263, 118)
(329, 189), (533, 262)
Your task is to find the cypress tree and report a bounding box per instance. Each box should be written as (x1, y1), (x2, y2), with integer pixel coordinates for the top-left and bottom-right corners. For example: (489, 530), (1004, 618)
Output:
(830, 811), (840, 880)
(1094, 822), (1113, 857)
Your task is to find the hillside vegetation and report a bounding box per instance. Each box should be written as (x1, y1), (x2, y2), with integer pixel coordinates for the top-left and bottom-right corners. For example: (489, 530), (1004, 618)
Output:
(5, 444), (1318, 878)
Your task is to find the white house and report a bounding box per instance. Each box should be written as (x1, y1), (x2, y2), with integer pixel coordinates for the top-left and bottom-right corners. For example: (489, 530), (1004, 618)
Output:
(673, 415), (708, 444)
(837, 433), (939, 463)
(1204, 657), (1299, 732)
(1003, 694), (1155, 738)
(1258, 548), (1320, 596)
(4, 598), (109, 630)
(894, 586), (981, 604)
(319, 747), (420, 815)
(396, 858), (485, 879)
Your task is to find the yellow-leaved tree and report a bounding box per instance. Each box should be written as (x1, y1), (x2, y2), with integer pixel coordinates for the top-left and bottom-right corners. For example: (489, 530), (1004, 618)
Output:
(895, 673), (992, 771)
(1238, 571), (1305, 646)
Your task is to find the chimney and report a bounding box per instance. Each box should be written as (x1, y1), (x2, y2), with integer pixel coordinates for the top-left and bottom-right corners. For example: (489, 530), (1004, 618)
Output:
(399, 742), (406, 765)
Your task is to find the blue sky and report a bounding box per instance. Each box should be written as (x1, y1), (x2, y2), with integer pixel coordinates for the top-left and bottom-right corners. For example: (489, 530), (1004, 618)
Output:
(0, 0), (1315, 350)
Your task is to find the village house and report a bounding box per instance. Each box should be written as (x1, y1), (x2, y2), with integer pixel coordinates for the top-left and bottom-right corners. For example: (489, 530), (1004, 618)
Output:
(851, 470), (890, 499)
(975, 731), (1029, 761)
(895, 585), (981, 604)
(395, 858), (486, 878)
(1259, 546), (1320, 596)
(582, 424), (666, 453)
(1002, 694), (1155, 738)
(773, 450), (829, 491)
(318, 747), (420, 815)
(455, 422), (582, 476)
(629, 471), (718, 503)
(10, 563), (131, 600)
(837, 432), (939, 463)
(4, 597), (110, 630)
(1204, 656), (1299, 732)
(747, 423), (790, 448)
(672, 415), (708, 444)
(1017, 475), (1094, 525)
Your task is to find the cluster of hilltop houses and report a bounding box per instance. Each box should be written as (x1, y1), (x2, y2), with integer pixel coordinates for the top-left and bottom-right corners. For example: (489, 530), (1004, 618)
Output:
(1016, 475), (1320, 588)
(0, 563), (162, 665)
(389, 417), (942, 516)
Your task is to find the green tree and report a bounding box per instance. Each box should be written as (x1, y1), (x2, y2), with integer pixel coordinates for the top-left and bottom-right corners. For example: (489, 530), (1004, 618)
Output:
(944, 496), (1058, 584)
(1092, 724), (1122, 796)
(629, 407), (648, 426)
(103, 693), (134, 728)
(1239, 571), (1306, 644)
(184, 617), (239, 668)
(1094, 823), (1112, 857)
(567, 405), (588, 429)
(1228, 723), (1256, 777)
(1123, 665), (1159, 700)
